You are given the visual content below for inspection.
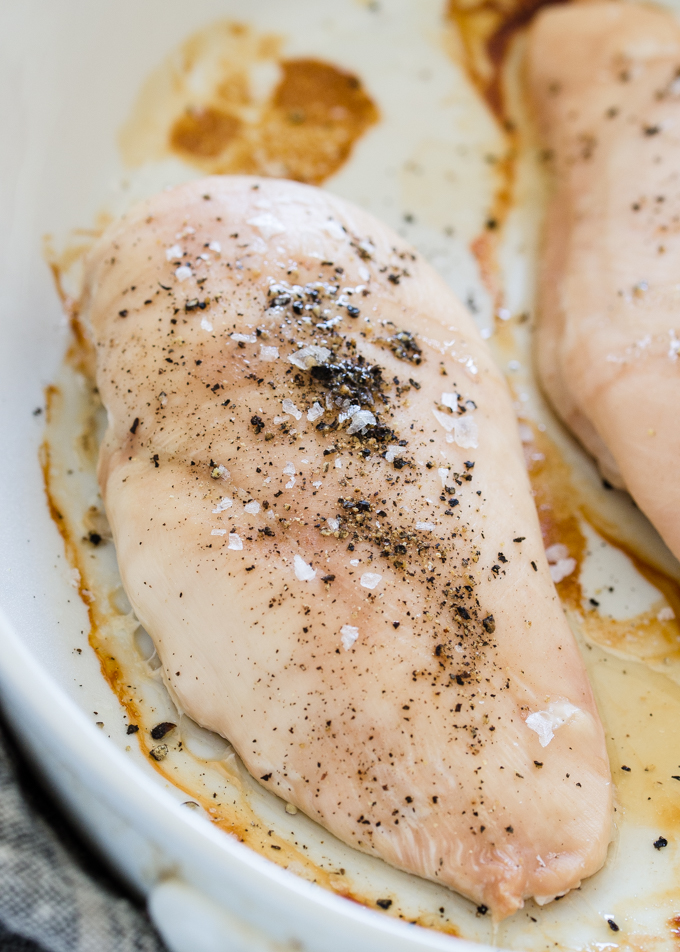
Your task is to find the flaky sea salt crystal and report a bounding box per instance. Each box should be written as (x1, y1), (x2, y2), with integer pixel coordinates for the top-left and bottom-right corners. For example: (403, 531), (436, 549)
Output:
(165, 244), (183, 261)
(438, 467), (450, 487)
(201, 317), (213, 332)
(208, 241), (221, 253)
(307, 402), (324, 422)
(211, 529), (227, 536)
(416, 522), (436, 531)
(282, 398), (302, 420)
(322, 219), (346, 241)
(347, 409), (376, 435)
(260, 345), (279, 361)
(432, 408), (456, 433)
(244, 501), (260, 514)
(441, 393), (459, 410)
(294, 554), (316, 582)
(360, 572), (382, 590)
(288, 345), (332, 371)
(175, 265), (192, 281)
(283, 462), (296, 475)
(212, 497), (233, 513)
(327, 517), (340, 531)
(384, 445), (401, 463)
(228, 533), (243, 551)
(545, 544), (569, 563)
(247, 213), (286, 239)
(341, 625), (359, 650)
(453, 417), (478, 449)
(231, 333), (257, 344)
(526, 701), (580, 747)
(285, 477), (296, 489)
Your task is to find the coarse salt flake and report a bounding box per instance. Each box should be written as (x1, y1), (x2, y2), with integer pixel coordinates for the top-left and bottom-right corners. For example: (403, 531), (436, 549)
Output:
(549, 559), (576, 584)
(545, 544), (569, 563)
(247, 213), (286, 239)
(165, 244), (183, 261)
(327, 517), (340, 531)
(441, 393), (459, 410)
(211, 529), (227, 536)
(384, 445), (401, 463)
(212, 497), (233, 513)
(208, 241), (221, 253)
(307, 402), (324, 422)
(282, 398), (302, 420)
(228, 533), (243, 551)
(285, 477), (296, 489)
(260, 344), (279, 361)
(294, 554), (316, 582)
(283, 462), (296, 475)
(341, 625), (359, 650)
(244, 501), (260, 515)
(231, 333), (257, 344)
(347, 409), (376, 435)
(438, 467), (450, 487)
(175, 265), (192, 281)
(288, 345), (332, 371)
(526, 701), (580, 747)
(200, 317), (213, 332)
(416, 522), (436, 531)
(360, 572), (382, 590)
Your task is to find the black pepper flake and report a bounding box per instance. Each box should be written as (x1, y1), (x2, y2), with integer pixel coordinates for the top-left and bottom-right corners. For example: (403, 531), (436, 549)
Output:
(654, 836), (668, 849)
(477, 905), (489, 916)
(87, 532), (102, 547)
(376, 899), (393, 910)
(346, 305), (360, 318)
(513, 536), (525, 543)
(621, 765), (631, 772)
(151, 721), (176, 740)
(250, 415), (265, 434)
(261, 773), (272, 781)
(129, 417), (140, 435)
(506, 825), (514, 833)
(533, 761), (543, 768)
(644, 125), (661, 136)
(392, 621), (400, 629)
(321, 575), (336, 583)
(607, 920), (620, 933)
(126, 724), (139, 735)
(482, 615), (495, 634)
(118, 309), (128, 317)
(531, 561), (537, 571)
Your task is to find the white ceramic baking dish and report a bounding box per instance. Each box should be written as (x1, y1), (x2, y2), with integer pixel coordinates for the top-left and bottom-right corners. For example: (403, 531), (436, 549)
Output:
(3, 2), (680, 951)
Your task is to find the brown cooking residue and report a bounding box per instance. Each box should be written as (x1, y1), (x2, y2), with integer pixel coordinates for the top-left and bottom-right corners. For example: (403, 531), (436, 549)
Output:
(121, 21), (378, 186)
(444, 0), (568, 125)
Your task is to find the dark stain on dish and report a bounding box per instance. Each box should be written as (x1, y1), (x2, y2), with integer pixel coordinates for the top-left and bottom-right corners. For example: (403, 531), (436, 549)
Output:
(445, 0), (569, 124)
(169, 57), (378, 184)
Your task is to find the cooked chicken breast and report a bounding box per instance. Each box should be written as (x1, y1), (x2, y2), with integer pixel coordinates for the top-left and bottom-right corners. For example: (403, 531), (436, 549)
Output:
(529, 1), (680, 559)
(81, 176), (612, 919)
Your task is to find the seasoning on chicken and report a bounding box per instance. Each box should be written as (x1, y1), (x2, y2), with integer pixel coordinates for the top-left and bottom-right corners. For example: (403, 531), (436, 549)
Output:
(529, 0), (680, 560)
(81, 176), (612, 919)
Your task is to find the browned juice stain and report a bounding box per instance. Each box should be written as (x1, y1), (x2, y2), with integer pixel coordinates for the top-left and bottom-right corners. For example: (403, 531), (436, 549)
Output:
(122, 21), (378, 186)
(444, 0), (566, 312)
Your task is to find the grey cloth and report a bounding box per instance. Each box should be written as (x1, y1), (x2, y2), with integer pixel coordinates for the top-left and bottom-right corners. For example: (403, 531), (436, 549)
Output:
(0, 718), (166, 952)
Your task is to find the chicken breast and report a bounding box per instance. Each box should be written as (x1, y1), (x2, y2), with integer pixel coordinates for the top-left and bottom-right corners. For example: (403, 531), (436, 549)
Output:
(81, 176), (612, 919)
(529, 1), (680, 559)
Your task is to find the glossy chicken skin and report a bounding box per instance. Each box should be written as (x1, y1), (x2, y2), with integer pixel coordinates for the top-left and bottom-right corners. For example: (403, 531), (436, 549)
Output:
(81, 177), (612, 919)
(529, 1), (680, 559)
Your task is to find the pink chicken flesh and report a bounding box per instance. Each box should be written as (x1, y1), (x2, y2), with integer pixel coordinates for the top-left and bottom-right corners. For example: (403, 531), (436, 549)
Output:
(529, 0), (680, 561)
(81, 176), (612, 919)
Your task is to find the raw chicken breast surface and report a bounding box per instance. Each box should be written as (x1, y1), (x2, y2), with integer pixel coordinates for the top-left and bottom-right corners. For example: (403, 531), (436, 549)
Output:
(529, 1), (680, 559)
(81, 176), (612, 919)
